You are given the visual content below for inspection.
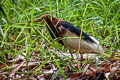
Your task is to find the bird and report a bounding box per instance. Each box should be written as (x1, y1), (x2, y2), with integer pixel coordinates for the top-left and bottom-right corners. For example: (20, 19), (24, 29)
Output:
(33, 14), (104, 54)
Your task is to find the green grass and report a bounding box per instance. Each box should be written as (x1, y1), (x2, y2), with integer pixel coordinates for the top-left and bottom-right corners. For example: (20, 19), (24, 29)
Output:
(0, 0), (120, 79)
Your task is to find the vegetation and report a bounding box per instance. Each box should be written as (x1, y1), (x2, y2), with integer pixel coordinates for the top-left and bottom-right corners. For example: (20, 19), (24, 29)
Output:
(0, 0), (120, 79)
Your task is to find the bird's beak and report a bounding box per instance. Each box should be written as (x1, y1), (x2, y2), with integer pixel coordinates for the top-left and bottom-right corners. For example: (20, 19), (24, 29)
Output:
(27, 18), (42, 23)
(33, 18), (42, 22)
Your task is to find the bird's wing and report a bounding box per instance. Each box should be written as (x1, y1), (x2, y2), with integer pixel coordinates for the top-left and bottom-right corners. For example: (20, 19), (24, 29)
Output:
(60, 21), (96, 44)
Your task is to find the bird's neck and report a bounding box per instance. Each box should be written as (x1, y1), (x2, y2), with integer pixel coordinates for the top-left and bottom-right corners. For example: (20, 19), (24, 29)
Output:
(44, 17), (57, 26)
(44, 17), (64, 45)
(44, 17), (59, 38)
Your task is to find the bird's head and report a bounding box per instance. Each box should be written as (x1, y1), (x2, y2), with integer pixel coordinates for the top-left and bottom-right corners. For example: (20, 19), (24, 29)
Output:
(33, 14), (59, 25)
(33, 14), (64, 45)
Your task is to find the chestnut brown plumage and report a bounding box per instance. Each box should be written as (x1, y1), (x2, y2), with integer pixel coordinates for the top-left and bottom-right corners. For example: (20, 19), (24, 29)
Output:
(33, 14), (104, 54)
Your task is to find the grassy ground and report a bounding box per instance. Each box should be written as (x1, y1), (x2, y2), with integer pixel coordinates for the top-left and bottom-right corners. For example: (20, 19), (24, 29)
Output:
(0, 0), (120, 79)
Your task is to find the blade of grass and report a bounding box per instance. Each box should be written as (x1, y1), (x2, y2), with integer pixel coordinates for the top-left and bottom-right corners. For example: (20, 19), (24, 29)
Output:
(34, 56), (50, 73)
(53, 56), (66, 79)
